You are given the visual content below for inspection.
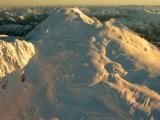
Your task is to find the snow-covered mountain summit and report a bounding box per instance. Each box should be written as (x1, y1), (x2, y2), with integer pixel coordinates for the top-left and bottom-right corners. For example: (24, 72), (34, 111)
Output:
(0, 7), (160, 120)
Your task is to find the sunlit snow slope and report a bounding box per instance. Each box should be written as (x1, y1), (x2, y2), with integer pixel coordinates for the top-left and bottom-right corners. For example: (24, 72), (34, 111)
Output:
(0, 36), (35, 79)
(0, 7), (160, 120)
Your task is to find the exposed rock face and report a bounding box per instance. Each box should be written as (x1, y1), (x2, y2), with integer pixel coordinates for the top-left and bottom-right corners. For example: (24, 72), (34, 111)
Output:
(0, 37), (35, 79)
(0, 8), (160, 120)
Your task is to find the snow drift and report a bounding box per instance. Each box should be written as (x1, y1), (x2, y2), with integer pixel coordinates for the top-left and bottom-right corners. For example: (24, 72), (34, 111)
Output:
(0, 7), (160, 120)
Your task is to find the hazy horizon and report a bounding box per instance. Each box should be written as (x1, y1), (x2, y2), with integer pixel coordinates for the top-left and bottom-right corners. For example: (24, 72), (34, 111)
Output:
(0, 0), (160, 6)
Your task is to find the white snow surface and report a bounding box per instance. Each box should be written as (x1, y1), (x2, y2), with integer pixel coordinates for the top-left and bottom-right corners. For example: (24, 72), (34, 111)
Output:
(0, 37), (35, 79)
(0, 7), (160, 120)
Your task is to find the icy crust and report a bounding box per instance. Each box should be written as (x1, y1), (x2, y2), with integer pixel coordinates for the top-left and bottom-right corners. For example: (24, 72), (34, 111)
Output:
(0, 37), (35, 79)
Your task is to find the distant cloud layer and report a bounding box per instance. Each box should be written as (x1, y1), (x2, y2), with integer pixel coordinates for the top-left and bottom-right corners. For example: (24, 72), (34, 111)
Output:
(0, 0), (160, 6)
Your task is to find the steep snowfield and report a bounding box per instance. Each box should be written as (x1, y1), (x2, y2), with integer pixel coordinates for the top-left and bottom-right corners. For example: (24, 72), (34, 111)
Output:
(0, 7), (160, 120)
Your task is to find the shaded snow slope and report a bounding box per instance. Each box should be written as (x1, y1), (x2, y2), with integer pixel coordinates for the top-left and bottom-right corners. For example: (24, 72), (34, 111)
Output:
(0, 8), (160, 120)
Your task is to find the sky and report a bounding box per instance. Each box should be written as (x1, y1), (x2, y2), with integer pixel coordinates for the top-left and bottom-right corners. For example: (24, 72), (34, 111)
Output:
(0, 0), (160, 6)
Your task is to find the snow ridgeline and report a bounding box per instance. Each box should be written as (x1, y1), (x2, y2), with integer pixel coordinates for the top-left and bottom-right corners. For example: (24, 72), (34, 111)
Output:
(89, 18), (160, 119)
(0, 7), (160, 120)
(0, 36), (35, 79)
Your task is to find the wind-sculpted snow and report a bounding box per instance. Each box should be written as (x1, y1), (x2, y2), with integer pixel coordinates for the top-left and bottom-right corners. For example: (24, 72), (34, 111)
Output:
(0, 7), (160, 120)
(0, 37), (35, 79)
(89, 18), (160, 119)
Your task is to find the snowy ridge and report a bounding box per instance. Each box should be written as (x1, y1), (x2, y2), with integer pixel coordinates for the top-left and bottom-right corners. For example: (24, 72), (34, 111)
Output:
(65, 7), (101, 27)
(104, 75), (160, 113)
(90, 17), (160, 115)
(105, 19), (160, 77)
(0, 37), (35, 79)
(0, 8), (160, 119)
